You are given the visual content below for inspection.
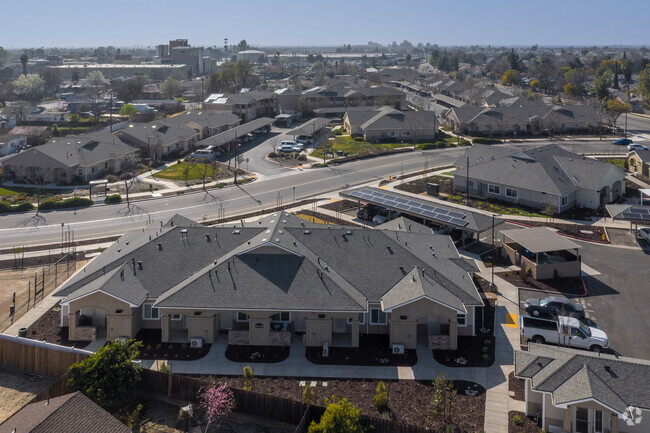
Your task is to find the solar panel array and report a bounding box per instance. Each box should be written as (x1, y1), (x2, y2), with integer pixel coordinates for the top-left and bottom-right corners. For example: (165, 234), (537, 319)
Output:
(621, 207), (650, 221)
(348, 188), (469, 227)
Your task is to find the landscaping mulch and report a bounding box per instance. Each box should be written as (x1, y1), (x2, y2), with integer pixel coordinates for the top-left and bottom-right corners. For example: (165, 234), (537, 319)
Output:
(135, 329), (211, 361)
(508, 372), (525, 401)
(225, 345), (290, 363)
(497, 272), (585, 296)
(267, 155), (305, 167)
(25, 302), (91, 349)
(509, 220), (607, 242)
(296, 210), (362, 227)
(481, 249), (513, 268)
(319, 199), (359, 213)
(508, 411), (543, 433)
(306, 334), (417, 366)
(395, 175), (454, 195)
(433, 298), (496, 367)
(197, 375), (486, 432)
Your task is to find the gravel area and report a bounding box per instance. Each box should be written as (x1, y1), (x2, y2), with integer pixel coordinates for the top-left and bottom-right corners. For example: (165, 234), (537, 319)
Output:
(25, 302), (90, 349)
(500, 272), (584, 296)
(0, 369), (54, 424)
(508, 411), (543, 433)
(508, 372), (525, 401)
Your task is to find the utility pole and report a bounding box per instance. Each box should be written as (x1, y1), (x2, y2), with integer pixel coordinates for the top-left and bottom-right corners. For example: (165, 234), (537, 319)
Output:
(465, 156), (470, 206)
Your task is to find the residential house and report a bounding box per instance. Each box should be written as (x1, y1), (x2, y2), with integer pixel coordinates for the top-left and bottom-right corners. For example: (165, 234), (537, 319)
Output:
(0, 392), (131, 433)
(116, 119), (199, 161)
(627, 149), (650, 181)
(274, 88), (303, 116)
(0, 133), (27, 156)
(453, 144), (626, 211)
(8, 126), (51, 146)
(204, 91), (275, 121)
(343, 106), (438, 142)
(1, 130), (137, 184)
(301, 86), (406, 112)
(55, 213), (483, 352)
(162, 110), (240, 139)
(515, 343), (650, 433)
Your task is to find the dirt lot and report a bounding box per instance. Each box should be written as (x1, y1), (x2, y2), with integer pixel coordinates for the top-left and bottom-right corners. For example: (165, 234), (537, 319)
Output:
(0, 369), (54, 424)
(0, 266), (41, 300)
(140, 399), (296, 433)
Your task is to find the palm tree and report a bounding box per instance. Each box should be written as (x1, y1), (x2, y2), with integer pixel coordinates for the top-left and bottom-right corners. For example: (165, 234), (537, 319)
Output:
(20, 54), (28, 76)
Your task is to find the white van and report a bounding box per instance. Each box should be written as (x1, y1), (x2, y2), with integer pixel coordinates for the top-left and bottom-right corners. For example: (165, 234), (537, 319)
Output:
(191, 148), (217, 159)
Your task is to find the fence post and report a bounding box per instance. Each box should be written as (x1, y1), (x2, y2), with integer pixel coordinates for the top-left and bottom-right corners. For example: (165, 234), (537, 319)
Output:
(55, 261), (58, 287)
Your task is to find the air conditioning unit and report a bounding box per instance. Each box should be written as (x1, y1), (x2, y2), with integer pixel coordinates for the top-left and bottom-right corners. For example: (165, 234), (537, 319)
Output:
(322, 342), (329, 358)
(190, 338), (203, 349)
(392, 344), (405, 354)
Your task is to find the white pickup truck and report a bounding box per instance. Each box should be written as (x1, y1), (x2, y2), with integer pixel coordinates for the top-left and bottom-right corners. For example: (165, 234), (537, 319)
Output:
(520, 315), (609, 353)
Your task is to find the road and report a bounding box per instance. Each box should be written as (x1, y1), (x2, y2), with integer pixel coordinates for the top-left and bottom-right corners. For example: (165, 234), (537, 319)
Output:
(617, 113), (650, 137)
(0, 147), (465, 248)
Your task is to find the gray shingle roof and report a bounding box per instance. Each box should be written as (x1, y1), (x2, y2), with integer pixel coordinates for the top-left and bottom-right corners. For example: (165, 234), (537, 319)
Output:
(381, 267), (466, 312)
(514, 344), (650, 414)
(0, 392), (131, 433)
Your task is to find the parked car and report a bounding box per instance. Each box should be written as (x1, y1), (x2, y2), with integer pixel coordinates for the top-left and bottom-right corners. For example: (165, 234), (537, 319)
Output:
(356, 204), (382, 221)
(628, 143), (649, 151)
(520, 315), (609, 353)
(292, 142), (304, 152)
(372, 210), (401, 225)
(254, 126), (269, 134)
(296, 135), (314, 145)
(523, 296), (585, 319)
(278, 144), (295, 152)
(613, 138), (633, 145)
(191, 148), (217, 159)
(639, 227), (650, 242)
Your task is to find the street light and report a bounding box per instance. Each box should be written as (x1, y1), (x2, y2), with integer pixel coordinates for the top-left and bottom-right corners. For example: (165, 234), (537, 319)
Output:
(490, 213), (501, 291)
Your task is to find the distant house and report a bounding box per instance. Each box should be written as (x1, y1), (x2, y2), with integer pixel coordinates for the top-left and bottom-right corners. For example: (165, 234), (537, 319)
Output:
(628, 149), (650, 181)
(453, 144), (626, 211)
(204, 91), (275, 121)
(8, 126), (51, 146)
(0, 134), (27, 156)
(1, 130), (137, 184)
(343, 106), (438, 142)
(55, 213), (483, 352)
(116, 120), (199, 161)
(515, 343), (650, 433)
(0, 392), (131, 433)
(301, 85), (406, 112)
(163, 110), (241, 140)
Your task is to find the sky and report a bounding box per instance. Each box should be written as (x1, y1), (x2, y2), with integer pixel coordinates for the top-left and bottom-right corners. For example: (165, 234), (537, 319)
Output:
(2, 0), (648, 49)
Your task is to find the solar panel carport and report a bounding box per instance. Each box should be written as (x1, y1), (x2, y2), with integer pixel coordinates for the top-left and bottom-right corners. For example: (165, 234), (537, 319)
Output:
(196, 117), (275, 151)
(340, 187), (503, 240)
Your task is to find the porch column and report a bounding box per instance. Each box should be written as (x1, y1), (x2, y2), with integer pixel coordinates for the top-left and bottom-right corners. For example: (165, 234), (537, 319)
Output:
(450, 319), (458, 350)
(541, 394), (547, 432)
(525, 379), (529, 416)
(350, 319), (359, 348)
(68, 313), (77, 340)
(161, 315), (170, 342)
(563, 405), (571, 432)
(611, 414), (619, 433)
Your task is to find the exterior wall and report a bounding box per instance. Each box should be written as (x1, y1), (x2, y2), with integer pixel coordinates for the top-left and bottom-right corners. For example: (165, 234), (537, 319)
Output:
(628, 154), (649, 178)
(543, 393), (564, 431)
(159, 308), (219, 343)
(505, 243), (581, 280)
(363, 126), (437, 143)
(66, 291), (133, 341)
(305, 318), (332, 346)
(1, 149), (71, 183)
(390, 298), (461, 349)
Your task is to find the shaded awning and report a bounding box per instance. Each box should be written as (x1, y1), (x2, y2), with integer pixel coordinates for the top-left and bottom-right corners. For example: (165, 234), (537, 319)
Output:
(500, 227), (580, 253)
(287, 118), (330, 137)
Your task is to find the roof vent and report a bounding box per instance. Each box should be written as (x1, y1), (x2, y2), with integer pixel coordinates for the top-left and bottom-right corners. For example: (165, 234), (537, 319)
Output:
(157, 243), (162, 251)
(205, 234), (211, 242)
(304, 230), (310, 234)
(387, 246), (393, 254)
(346, 230), (352, 235)
(412, 275), (416, 282)
(233, 229), (241, 234)
(138, 261), (143, 270)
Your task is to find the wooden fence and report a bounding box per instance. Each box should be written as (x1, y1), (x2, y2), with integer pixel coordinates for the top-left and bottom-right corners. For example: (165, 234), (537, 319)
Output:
(0, 334), (90, 377)
(139, 369), (430, 433)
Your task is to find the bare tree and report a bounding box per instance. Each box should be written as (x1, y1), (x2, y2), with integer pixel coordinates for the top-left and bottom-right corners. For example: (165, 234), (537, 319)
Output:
(405, 115), (431, 149)
(24, 166), (47, 212)
(120, 152), (142, 206)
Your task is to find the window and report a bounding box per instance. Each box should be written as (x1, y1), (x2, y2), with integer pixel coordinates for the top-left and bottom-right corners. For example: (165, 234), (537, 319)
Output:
(170, 314), (182, 321)
(505, 187), (518, 198)
(104, 162), (108, 169)
(488, 184), (500, 195)
(457, 313), (467, 327)
(594, 410), (603, 433)
(381, 132), (389, 138)
(77, 169), (83, 176)
(401, 131), (411, 137)
(270, 312), (290, 323)
(561, 195), (569, 206)
(370, 308), (387, 325)
(236, 312), (249, 322)
(391, 131), (399, 137)
(143, 303), (159, 320)
(91, 166), (98, 173)
(349, 313), (366, 325)
(468, 181), (474, 187)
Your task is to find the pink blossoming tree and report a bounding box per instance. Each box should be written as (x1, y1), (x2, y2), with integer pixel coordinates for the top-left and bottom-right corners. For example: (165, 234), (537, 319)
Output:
(198, 383), (236, 432)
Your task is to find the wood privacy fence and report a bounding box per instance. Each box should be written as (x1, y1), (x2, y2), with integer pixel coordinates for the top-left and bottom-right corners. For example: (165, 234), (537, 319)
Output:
(0, 253), (77, 333)
(139, 369), (430, 433)
(0, 333), (90, 377)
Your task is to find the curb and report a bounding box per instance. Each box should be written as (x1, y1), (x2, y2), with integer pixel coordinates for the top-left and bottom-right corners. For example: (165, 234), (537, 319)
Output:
(505, 220), (611, 244)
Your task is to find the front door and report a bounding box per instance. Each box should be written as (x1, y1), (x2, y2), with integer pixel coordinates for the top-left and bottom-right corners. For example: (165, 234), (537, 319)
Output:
(333, 318), (347, 333)
(575, 407), (589, 433)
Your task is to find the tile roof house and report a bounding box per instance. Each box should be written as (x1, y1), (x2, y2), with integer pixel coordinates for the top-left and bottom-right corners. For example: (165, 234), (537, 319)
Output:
(515, 343), (650, 433)
(453, 144), (626, 211)
(627, 149), (650, 180)
(0, 130), (137, 184)
(0, 392), (131, 433)
(55, 213), (483, 351)
(343, 106), (438, 142)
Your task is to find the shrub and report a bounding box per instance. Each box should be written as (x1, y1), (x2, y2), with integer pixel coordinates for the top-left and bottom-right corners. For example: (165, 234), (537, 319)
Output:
(332, 129), (343, 135)
(353, 136), (365, 142)
(105, 174), (119, 183)
(0, 201), (35, 213)
(374, 381), (388, 412)
(268, 152), (277, 158)
(242, 365), (253, 391)
(159, 362), (171, 373)
(482, 353), (490, 361)
(417, 143), (437, 150)
(297, 154), (307, 161)
(303, 383), (316, 404)
(308, 396), (365, 433)
(39, 197), (93, 210)
(472, 137), (502, 144)
(127, 402), (148, 429)
(104, 194), (122, 204)
(512, 414), (524, 426)
(311, 163), (328, 168)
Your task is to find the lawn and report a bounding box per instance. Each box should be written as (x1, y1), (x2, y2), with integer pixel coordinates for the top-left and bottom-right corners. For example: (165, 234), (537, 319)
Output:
(602, 158), (627, 169)
(311, 135), (409, 159)
(155, 163), (220, 181)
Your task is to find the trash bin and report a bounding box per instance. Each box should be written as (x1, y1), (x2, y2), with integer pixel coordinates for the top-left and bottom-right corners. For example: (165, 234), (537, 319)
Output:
(18, 328), (27, 338)
(427, 183), (440, 196)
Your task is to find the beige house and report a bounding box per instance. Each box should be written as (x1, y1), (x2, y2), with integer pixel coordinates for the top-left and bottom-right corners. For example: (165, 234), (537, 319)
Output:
(515, 344), (650, 433)
(343, 106), (437, 143)
(0, 130), (137, 184)
(627, 149), (650, 181)
(55, 214), (483, 352)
